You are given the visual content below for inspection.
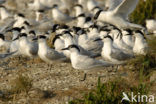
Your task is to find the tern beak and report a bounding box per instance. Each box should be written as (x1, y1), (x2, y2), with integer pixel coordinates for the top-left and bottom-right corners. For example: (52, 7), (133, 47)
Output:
(32, 37), (38, 41)
(61, 47), (69, 50)
(12, 36), (19, 41)
(6, 28), (12, 32)
(94, 38), (102, 41)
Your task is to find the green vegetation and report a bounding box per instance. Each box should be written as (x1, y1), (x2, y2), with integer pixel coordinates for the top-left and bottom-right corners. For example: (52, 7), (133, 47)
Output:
(130, 0), (156, 25)
(69, 74), (152, 104)
(0, 74), (33, 102)
(10, 74), (32, 94)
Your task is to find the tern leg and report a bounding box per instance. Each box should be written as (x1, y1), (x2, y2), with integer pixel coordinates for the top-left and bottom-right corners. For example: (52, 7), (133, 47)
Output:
(18, 56), (21, 61)
(115, 65), (119, 72)
(80, 73), (87, 81)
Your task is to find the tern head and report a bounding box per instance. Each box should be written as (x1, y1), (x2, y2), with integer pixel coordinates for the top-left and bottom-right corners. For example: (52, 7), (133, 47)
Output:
(73, 4), (83, 9)
(14, 13), (25, 20)
(94, 10), (103, 20)
(72, 26), (81, 34)
(37, 9), (45, 13)
(52, 24), (60, 32)
(52, 34), (62, 45)
(91, 6), (101, 12)
(111, 27), (122, 40)
(77, 28), (86, 35)
(61, 31), (73, 39)
(62, 44), (80, 53)
(103, 35), (114, 42)
(89, 24), (98, 32)
(91, 6), (102, 14)
(29, 30), (36, 36)
(59, 24), (69, 30)
(7, 27), (21, 33)
(0, 5), (6, 9)
(99, 28), (111, 37)
(77, 13), (85, 19)
(85, 16), (92, 23)
(37, 35), (47, 42)
(21, 26), (27, 33)
(23, 21), (30, 26)
(89, 24), (98, 29)
(133, 30), (146, 39)
(52, 4), (58, 9)
(57, 24), (69, 33)
(0, 33), (5, 40)
(17, 13), (25, 18)
(122, 29), (133, 36)
(19, 33), (27, 38)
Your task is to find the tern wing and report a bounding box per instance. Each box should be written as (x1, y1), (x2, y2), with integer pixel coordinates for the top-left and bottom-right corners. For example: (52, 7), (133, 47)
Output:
(0, 51), (17, 59)
(0, 0), (5, 4)
(111, 49), (132, 61)
(45, 48), (66, 60)
(75, 54), (113, 70)
(113, 0), (139, 19)
(105, 0), (123, 10)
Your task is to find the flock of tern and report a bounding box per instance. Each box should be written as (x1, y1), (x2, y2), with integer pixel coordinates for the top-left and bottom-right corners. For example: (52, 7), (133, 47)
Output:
(0, 0), (155, 80)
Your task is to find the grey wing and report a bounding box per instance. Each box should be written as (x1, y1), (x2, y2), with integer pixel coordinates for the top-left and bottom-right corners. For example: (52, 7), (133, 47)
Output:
(111, 49), (132, 61)
(0, 0), (5, 4)
(0, 51), (17, 59)
(76, 55), (106, 69)
(29, 43), (38, 56)
(45, 48), (66, 60)
(58, 12), (73, 22)
(114, 0), (139, 19)
(0, 19), (15, 33)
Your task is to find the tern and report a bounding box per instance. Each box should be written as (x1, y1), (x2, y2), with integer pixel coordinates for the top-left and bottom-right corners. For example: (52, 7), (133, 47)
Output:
(146, 19), (156, 33)
(73, 4), (84, 17)
(37, 35), (67, 63)
(0, 5), (12, 20)
(122, 29), (134, 48)
(18, 33), (38, 57)
(94, 0), (143, 29)
(62, 44), (116, 81)
(104, 0), (123, 10)
(87, 0), (99, 11)
(51, 4), (76, 23)
(111, 28), (133, 53)
(133, 30), (148, 55)
(96, 35), (133, 64)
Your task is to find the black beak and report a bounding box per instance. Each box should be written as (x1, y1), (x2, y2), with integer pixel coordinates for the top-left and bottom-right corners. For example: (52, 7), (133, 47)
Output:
(94, 38), (102, 41)
(125, 33), (133, 36)
(12, 36), (19, 41)
(6, 29), (12, 32)
(61, 48), (68, 50)
(32, 37), (38, 41)
(84, 28), (89, 32)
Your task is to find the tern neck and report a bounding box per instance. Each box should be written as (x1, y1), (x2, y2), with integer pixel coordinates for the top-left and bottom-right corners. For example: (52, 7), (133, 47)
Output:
(38, 40), (48, 50)
(36, 12), (43, 21)
(75, 8), (83, 17)
(64, 37), (75, 47)
(103, 39), (113, 51)
(0, 8), (10, 20)
(12, 31), (20, 40)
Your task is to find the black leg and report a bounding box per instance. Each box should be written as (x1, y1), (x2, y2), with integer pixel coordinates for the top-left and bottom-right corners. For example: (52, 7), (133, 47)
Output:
(80, 73), (87, 81)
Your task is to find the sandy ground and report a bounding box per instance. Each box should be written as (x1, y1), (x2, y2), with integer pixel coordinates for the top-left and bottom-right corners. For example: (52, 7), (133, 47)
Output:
(0, 51), (121, 104)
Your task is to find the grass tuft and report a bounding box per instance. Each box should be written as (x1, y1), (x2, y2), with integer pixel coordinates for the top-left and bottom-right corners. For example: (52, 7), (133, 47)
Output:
(10, 74), (32, 94)
(69, 75), (152, 104)
(130, 0), (156, 25)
